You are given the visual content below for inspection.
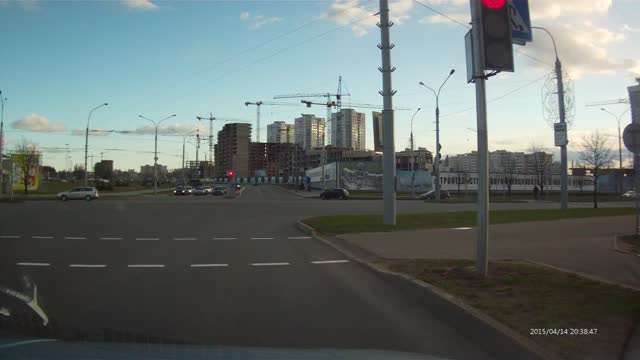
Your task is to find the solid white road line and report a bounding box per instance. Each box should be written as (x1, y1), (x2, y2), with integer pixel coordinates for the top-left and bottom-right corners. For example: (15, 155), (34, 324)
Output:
(100, 237), (123, 240)
(250, 237), (274, 240)
(250, 262), (290, 267)
(136, 237), (159, 241)
(287, 236), (311, 240)
(32, 236), (54, 239)
(16, 262), (50, 267)
(190, 264), (228, 268)
(0, 339), (58, 349)
(173, 237), (197, 241)
(64, 237), (86, 240)
(452, 227), (472, 230)
(69, 264), (107, 268)
(127, 264), (165, 268)
(213, 237), (236, 240)
(311, 260), (350, 264)
(0, 235), (20, 239)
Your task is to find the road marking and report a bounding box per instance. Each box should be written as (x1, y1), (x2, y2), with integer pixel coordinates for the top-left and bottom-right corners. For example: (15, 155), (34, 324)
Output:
(64, 236), (86, 240)
(100, 237), (123, 240)
(250, 262), (290, 267)
(0, 339), (58, 349)
(288, 236), (311, 240)
(250, 237), (274, 240)
(173, 237), (197, 241)
(32, 236), (54, 239)
(16, 262), (50, 267)
(311, 260), (350, 264)
(136, 237), (159, 241)
(127, 264), (165, 268)
(0, 235), (20, 239)
(453, 227), (472, 230)
(190, 264), (228, 268)
(213, 237), (236, 240)
(69, 264), (107, 268)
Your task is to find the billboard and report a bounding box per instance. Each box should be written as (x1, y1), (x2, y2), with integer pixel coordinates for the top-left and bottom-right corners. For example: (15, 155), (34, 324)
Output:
(11, 153), (40, 192)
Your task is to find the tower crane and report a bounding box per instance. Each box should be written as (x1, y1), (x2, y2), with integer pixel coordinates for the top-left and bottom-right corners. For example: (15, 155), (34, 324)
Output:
(244, 101), (301, 143)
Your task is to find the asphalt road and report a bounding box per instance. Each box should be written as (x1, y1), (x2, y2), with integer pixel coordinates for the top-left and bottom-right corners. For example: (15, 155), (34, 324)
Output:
(0, 185), (632, 359)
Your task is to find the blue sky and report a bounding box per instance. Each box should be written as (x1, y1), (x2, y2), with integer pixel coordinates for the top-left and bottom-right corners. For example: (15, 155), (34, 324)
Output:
(1, 0), (639, 171)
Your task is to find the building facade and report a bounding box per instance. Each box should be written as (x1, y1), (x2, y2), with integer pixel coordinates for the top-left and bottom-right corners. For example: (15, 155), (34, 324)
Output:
(249, 142), (305, 178)
(267, 121), (295, 144)
(294, 114), (325, 151)
(396, 147), (434, 172)
(331, 109), (366, 151)
(214, 123), (251, 178)
(448, 150), (553, 176)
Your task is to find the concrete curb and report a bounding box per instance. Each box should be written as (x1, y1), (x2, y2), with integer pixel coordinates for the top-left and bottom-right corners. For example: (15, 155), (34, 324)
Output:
(295, 220), (561, 360)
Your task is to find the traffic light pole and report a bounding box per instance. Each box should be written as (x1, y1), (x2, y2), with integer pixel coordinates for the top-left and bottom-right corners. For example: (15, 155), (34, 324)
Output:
(471, 0), (488, 277)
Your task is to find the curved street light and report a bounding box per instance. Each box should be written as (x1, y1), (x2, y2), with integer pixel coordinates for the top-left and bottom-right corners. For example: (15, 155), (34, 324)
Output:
(84, 103), (108, 186)
(601, 107), (631, 171)
(410, 108), (421, 198)
(419, 68), (455, 200)
(139, 114), (177, 194)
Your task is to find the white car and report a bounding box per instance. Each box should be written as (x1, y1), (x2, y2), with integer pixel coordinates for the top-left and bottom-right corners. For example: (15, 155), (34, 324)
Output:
(202, 185), (213, 194)
(622, 191), (637, 199)
(57, 187), (99, 201)
(192, 187), (208, 196)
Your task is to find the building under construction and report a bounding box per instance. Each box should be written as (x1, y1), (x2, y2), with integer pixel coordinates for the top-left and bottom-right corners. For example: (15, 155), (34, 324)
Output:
(214, 123), (251, 178)
(249, 142), (305, 178)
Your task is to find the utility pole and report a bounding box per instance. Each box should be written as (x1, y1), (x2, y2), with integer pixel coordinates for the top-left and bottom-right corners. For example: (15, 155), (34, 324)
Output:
(336, 76), (343, 189)
(410, 108), (421, 198)
(84, 103), (108, 186)
(139, 114), (176, 194)
(471, 0), (489, 276)
(378, 0), (397, 226)
(0, 92), (6, 199)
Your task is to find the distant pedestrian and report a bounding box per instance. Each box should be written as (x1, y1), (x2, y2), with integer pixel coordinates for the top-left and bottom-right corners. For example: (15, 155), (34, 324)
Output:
(533, 186), (539, 200)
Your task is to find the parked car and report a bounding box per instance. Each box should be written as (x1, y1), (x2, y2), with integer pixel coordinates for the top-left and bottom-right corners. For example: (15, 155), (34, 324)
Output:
(320, 188), (349, 200)
(192, 186), (208, 196)
(212, 187), (226, 196)
(419, 189), (451, 200)
(202, 185), (213, 194)
(622, 191), (638, 199)
(173, 186), (193, 195)
(57, 187), (99, 201)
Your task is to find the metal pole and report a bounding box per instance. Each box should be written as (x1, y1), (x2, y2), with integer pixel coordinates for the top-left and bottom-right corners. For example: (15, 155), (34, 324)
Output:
(154, 125), (158, 195)
(435, 104), (441, 200)
(471, 0), (488, 276)
(410, 108), (420, 198)
(635, 154), (639, 236)
(556, 58), (569, 209)
(378, 0), (396, 225)
(0, 93), (5, 199)
(182, 136), (186, 169)
(84, 103), (108, 186)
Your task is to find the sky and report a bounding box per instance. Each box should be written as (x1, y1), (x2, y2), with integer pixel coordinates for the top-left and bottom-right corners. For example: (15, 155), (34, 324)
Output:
(1, 0), (639, 171)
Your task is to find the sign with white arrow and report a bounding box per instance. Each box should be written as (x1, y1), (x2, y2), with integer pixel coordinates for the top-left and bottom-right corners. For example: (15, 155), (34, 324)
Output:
(509, 0), (532, 45)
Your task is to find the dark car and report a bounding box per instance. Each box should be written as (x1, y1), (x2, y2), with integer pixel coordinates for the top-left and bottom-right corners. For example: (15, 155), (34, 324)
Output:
(173, 186), (192, 195)
(212, 186), (226, 196)
(320, 188), (350, 200)
(419, 189), (450, 200)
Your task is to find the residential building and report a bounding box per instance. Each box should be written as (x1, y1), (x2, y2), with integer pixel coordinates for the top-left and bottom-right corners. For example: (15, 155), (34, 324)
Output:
(331, 109), (366, 151)
(187, 160), (214, 178)
(140, 164), (167, 181)
(396, 147), (434, 171)
(294, 114), (325, 150)
(214, 123), (251, 178)
(267, 121), (294, 143)
(448, 150), (552, 176)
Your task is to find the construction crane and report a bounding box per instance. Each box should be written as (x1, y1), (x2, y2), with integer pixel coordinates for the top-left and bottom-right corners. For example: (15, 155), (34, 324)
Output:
(244, 101), (301, 143)
(196, 114), (251, 167)
(585, 99), (630, 107)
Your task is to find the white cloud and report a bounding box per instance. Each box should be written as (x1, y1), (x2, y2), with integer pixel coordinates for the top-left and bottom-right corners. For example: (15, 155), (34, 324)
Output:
(240, 11), (283, 30)
(528, 0), (611, 20)
(121, 0), (157, 10)
(133, 123), (207, 136)
(520, 23), (640, 78)
(323, 0), (414, 37)
(12, 114), (64, 132)
(71, 128), (111, 136)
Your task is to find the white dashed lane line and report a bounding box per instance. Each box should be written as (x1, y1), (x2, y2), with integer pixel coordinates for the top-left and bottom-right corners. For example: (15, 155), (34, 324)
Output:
(100, 237), (123, 240)
(32, 236), (54, 239)
(311, 260), (350, 264)
(69, 264), (107, 268)
(136, 237), (159, 241)
(127, 264), (165, 268)
(213, 237), (236, 240)
(173, 237), (197, 241)
(250, 237), (274, 240)
(190, 264), (228, 268)
(0, 235), (20, 239)
(288, 236), (311, 240)
(64, 237), (86, 240)
(250, 262), (291, 267)
(453, 227), (472, 230)
(16, 262), (50, 267)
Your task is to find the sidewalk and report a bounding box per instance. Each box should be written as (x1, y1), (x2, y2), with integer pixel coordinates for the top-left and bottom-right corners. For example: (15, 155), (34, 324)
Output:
(338, 216), (640, 289)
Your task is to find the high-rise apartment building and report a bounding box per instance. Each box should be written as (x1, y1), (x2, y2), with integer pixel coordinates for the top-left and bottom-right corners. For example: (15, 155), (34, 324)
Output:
(267, 121), (294, 143)
(331, 109), (365, 151)
(214, 123), (251, 178)
(294, 114), (325, 150)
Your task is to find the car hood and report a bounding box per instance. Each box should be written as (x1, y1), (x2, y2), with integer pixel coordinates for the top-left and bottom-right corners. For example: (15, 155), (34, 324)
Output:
(0, 339), (452, 360)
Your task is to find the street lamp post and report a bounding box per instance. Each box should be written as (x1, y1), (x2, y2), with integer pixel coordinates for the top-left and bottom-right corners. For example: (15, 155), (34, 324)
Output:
(139, 114), (176, 194)
(410, 108), (421, 198)
(0, 92), (6, 199)
(419, 69), (455, 201)
(84, 103), (108, 186)
(601, 107), (631, 193)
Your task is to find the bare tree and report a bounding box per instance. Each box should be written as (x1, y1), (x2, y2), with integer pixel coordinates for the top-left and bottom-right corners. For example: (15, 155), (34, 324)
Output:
(529, 143), (553, 198)
(578, 130), (614, 208)
(14, 138), (40, 195)
(500, 153), (517, 197)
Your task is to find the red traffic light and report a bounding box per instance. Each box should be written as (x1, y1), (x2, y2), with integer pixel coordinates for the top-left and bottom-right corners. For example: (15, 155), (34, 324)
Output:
(482, 0), (506, 10)
(228, 170), (235, 177)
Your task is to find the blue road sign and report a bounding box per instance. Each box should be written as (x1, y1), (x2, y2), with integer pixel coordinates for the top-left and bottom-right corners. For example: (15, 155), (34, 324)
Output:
(509, 0), (532, 45)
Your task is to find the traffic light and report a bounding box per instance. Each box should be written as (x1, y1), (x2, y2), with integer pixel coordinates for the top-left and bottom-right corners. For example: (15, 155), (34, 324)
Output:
(480, 0), (514, 72)
(228, 170), (234, 177)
